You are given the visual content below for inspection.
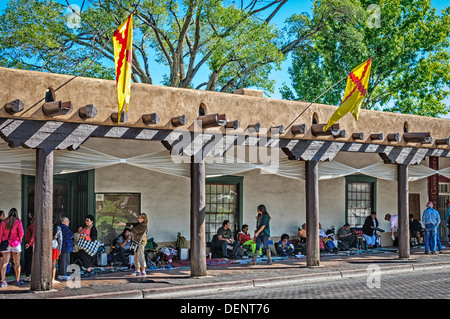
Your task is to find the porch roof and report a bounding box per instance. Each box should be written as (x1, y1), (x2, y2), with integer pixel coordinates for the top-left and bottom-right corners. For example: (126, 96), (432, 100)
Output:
(0, 66), (448, 151)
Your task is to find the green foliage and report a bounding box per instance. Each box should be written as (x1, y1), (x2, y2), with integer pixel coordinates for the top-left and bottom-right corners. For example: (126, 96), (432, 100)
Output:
(282, 0), (450, 117)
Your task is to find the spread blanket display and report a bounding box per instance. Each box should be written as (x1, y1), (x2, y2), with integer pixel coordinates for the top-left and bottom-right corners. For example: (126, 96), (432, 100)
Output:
(77, 237), (102, 257)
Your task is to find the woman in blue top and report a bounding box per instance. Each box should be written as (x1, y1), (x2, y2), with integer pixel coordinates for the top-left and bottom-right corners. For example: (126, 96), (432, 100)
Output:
(250, 205), (272, 265)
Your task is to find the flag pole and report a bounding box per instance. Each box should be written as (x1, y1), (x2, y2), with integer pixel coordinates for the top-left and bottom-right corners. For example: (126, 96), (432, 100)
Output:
(285, 73), (348, 131)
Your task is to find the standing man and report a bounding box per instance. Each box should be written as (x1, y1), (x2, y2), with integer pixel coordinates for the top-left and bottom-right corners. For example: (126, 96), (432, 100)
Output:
(216, 220), (240, 258)
(58, 217), (74, 281)
(422, 201), (441, 255)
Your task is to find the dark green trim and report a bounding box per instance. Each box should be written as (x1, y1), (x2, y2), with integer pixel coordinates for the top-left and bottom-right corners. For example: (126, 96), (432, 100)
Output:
(344, 174), (377, 225)
(206, 175), (244, 230)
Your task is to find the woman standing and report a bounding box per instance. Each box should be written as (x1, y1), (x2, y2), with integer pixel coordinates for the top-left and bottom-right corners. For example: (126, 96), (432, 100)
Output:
(79, 215), (98, 277)
(51, 219), (62, 284)
(24, 216), (35, 282)
(0, 208), (25, 287)
(250, 205), (272, 265)
(117, 213), (148, 276)
(362, 211), (379, 249)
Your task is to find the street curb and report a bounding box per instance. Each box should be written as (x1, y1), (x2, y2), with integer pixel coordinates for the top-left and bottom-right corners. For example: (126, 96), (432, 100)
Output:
(54, 260), (450, 299)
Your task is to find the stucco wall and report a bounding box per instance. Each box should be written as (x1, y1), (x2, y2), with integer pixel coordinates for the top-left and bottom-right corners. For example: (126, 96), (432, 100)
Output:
(0, 172), (22, 218)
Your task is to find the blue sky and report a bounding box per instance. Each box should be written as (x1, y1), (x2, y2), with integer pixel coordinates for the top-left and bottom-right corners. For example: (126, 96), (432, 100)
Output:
(0, 0), (449, 117)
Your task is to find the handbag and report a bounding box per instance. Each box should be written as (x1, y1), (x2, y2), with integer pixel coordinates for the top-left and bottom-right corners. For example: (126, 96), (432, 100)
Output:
(131, 229), (148, 252)
(0, 228), (12, 252)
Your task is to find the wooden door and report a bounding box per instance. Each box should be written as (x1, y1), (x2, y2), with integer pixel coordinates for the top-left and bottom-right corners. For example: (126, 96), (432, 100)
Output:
(409, 193), (421, 220)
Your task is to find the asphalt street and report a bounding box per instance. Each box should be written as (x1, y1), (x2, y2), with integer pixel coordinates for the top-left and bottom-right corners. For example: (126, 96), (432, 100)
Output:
(186, 267), (450, 299)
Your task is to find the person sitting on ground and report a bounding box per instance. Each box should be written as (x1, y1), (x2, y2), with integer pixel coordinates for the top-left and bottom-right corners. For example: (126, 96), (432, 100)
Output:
(409, 214), (424, 245)
(114, 227), (134, 266)
(297, 223), (306, 244)
(237, 224), (251, 245)
(337, 223), (356, 250)
(319, 223), (338, 252)
(216, 220), (241, 258)
(275, 233), (295, 257)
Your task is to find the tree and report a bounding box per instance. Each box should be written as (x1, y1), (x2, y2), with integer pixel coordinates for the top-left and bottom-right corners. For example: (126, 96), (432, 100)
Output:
(0, 0), (368, 95)
(281, 0), (450, 117)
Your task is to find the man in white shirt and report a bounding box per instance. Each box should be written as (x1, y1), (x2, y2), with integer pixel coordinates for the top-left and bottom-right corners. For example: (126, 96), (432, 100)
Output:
(384, 214), (398, 240)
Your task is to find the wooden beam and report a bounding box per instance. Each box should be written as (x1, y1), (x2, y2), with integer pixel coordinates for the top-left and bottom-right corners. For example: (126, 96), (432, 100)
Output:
(435, 138), (450, 146)
(387, 133), (401, 142)
(42, 101), (73, 117)
(311, 123), (340, 136)
(4, 99), (24, 115)
(270, 125), (285, 134)
(247, 123), (261, 133)
(352, 132), (365, 140)
(397, 163), (410, 259)
(171, 115), (187, 127)
(111, 111), (128, 123)
(78, 104), (98, 120)
(291, 124), (307, 136)
(142, 113), (160, 125)
(369, 133), (384, 141)
(224, 120), (240, 130)
(197, 113), (226, 128)
(190, 157), (207, 276)
(31, 148), (54, 291)
(305, 160), (320, 267)
(403, 132), (433, 144)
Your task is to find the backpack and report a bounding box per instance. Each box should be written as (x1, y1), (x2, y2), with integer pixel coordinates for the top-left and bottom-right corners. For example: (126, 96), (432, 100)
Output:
(176, 232), (188, 250)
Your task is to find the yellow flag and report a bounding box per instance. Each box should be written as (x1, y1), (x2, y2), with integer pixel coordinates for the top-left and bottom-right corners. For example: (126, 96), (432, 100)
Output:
(323, 57), (372, 131)
(113, 14), (133, 123)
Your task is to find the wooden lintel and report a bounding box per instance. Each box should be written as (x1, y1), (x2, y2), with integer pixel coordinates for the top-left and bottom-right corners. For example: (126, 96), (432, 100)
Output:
(42, 101), (73, 117)
(311, 123), (340, 136)
(142, 113), (160, 125)
(4, 99), (24, 115)
(171, 115), (187, 127)
(291, 124), (307, 135)
(435, 138), (450, 146)
(387, 133), (401, 142)
(403, 132), (433, 144)
(78, 104), (98, 120)
(369, 133), (384, 141)
(352, 132), (365, 140)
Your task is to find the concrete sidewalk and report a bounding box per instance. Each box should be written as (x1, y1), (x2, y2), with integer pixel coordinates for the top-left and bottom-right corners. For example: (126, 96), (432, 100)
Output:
(1, 246), (449, 299)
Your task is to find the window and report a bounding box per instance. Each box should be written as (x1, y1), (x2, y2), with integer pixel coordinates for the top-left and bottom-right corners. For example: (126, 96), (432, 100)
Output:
(345, 175), (377, 227)
(205, 176), (243, 242)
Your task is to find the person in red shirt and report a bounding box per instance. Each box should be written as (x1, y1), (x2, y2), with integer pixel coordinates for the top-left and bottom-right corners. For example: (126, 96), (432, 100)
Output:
(237, 224), (251, 245)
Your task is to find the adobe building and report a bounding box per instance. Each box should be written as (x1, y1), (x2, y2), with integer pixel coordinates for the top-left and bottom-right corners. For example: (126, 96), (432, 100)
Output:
(0, 67), (448, 290)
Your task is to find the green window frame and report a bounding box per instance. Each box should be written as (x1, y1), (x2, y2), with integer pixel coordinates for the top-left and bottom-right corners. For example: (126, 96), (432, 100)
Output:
(205, 175), (243, 242)
(345, 174), (377, 227)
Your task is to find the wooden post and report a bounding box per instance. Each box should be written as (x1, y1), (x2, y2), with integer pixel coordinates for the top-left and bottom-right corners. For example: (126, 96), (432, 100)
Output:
(305, 160), (320, 267)
(397, 163), (410, 259)
(190, 157), (207, 276)
(31, 148), (54, 291)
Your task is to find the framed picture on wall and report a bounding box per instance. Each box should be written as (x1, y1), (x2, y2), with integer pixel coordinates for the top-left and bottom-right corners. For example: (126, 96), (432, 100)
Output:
(95, 193), (141, 246)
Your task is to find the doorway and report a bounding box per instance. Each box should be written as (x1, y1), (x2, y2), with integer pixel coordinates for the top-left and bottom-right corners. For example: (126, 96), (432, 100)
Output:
(22, 170), (95, 232)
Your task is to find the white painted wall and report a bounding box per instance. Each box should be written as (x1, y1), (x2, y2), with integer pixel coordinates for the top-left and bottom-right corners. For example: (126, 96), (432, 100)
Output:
(0, 172), (22, 218)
